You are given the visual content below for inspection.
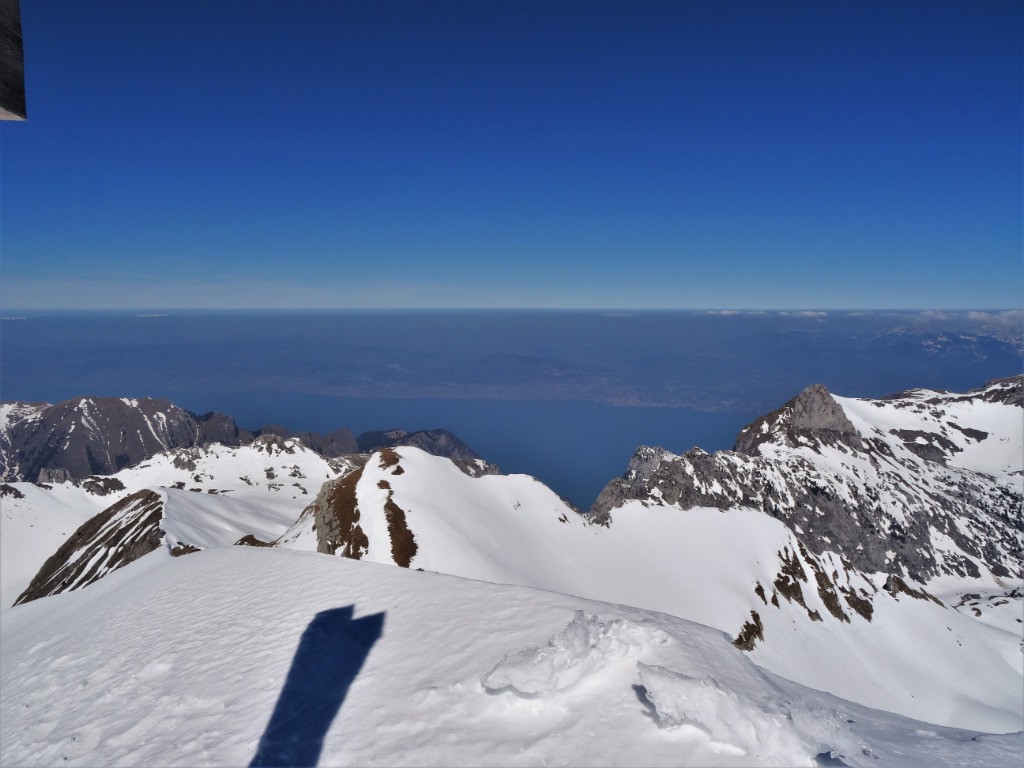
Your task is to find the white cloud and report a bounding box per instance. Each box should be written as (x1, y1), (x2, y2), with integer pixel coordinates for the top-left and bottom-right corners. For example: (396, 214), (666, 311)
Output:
(965, 310), (1024, 333)
(777, 310), (828, 318)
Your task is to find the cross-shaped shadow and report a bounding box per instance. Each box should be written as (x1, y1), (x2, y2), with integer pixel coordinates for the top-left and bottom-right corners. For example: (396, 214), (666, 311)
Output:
(251, 605), (385, 767)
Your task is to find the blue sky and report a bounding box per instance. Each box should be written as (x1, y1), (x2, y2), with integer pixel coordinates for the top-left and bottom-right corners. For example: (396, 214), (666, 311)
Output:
(2, 0), (1021, 310)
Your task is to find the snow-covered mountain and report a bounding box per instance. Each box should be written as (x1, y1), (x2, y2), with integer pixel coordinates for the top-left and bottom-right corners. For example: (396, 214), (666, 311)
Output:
(1, 395), (495, 486)
(1, 434), (354, 608)
(356, 427), (499, 476)
(268, 377), (1023, 731)
(592, 376), (1022, 584)
(2, 377), (1021, 765)
(272, 449), (1021, 731)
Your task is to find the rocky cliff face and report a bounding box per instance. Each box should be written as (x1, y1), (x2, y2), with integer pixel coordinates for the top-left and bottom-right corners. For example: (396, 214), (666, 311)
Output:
(0, 398), (229, 483)
(0, 397), (356, 483)
(592, 377), (1023, 586)
(733, 383), (863, 455)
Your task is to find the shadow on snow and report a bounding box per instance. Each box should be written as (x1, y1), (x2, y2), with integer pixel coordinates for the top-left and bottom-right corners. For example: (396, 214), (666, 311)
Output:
(250, 605), (385, 767)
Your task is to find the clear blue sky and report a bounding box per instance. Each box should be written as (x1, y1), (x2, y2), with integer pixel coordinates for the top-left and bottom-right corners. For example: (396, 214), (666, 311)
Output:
(1, 0), (1021, 310)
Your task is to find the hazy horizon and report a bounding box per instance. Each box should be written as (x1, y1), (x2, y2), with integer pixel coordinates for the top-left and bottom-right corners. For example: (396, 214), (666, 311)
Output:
(4, 307), (1022, 315)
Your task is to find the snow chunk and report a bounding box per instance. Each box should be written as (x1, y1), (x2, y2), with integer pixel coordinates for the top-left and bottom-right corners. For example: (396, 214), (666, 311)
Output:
(638, 662), (862, 764)
(481, 610), (666, 696)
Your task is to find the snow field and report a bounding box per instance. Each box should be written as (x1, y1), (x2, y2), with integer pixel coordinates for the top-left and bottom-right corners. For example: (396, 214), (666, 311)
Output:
(835, 392), (1023, 481)
(481, 610), (672, 697)
(160, 488), (306, 551)
(2, 547), (1021, 768)
(637, 663), (859, 762)
(0, 483), (109, 607)
(3, 379), (1021, 766)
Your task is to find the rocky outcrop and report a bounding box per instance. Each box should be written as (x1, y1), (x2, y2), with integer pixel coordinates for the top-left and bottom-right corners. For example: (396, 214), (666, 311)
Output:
(734, 384), (862, 455)
(970, 375), (1022, 406)
(258, 424), (358, 457)
(290, 448), (421, 563)
(591, 377), (1023, 586)
(14, 490), (165, 605)
(198, 411), (254, 446)
(310, 466), (369, 559)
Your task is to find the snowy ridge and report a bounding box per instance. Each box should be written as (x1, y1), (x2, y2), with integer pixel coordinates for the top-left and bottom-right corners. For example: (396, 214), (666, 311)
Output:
(277, 445), (1022, 731)
(1, 394), (488, 484)
(2, 547), (1020, 767)
(2, 436), (351, 607)
(14, 489), (166, 605)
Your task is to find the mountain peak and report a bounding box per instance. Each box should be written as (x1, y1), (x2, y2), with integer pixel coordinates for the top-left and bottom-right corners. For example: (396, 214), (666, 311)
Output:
(592, 379), (1021, 585)
(734, 383), (861, 455)
(788, 384), (856, 433)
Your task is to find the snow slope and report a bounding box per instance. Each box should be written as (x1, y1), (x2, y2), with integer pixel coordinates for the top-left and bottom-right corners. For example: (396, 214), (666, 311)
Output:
(0, 483), (107, 608)
(278, 446), (1023, 733)
(0, 436), (349, 606)
(835, 386), (1023, 480)
(1, 546), (1020, 768)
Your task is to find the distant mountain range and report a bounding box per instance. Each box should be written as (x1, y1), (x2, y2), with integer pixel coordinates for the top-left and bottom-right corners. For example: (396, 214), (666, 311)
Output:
(1, 375), (1021, 743)
(0, 396), (487, 483)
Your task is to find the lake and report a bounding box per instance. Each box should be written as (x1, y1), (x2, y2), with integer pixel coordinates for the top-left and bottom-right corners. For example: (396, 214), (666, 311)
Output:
(2, 309), (1018, 508)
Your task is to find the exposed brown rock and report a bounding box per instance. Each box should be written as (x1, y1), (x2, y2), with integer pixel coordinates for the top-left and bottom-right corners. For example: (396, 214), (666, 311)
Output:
(0, 483), (24, 499)
(772, 546), (809, 609)
(841, 586), (874, 621)
(313, 467), (369, 559)
(806, 551), (850, 622)
(378, 448), (401, 470)
(733, 610), (764, 651)
(383, 496), (417, 568)
(884, 574), (944, 606)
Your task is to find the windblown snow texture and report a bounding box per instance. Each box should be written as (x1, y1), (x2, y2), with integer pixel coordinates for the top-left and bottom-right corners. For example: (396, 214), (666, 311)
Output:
(2, 549), (1020, 767)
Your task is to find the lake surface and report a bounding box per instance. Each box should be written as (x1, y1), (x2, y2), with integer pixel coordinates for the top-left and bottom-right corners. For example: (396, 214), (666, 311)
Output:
(167, 391), (750, 509)
(2, 310), (1019, 508)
